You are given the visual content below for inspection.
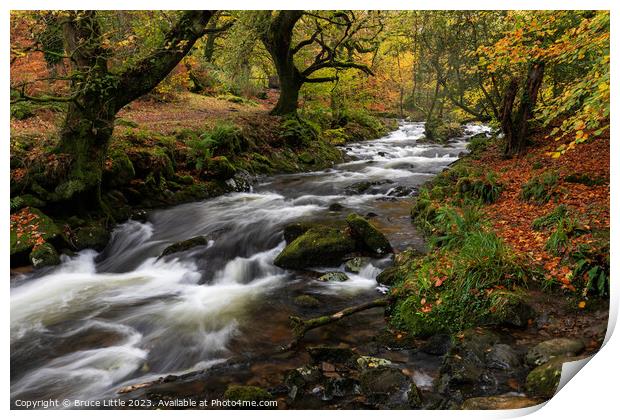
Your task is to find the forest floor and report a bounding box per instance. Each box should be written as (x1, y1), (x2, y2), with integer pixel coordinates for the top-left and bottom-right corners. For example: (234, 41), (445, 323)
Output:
(10, 91), (280, 141)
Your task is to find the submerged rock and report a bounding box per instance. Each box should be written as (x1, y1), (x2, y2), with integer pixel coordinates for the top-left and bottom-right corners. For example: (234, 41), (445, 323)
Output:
(318, 271), (349, 282)
(525, 338), (585, 367)
(328, 202), (345, 212)
(158, 236), (209, 259)
(294, 294), (321, 308)
(344, 180), (392, 195)
(346, 213), (392, 255)
(344, 256), (371, 273)
(461, 395), (542, 410)
(387, 185), (415, 197)
(274, 227), (356, 269)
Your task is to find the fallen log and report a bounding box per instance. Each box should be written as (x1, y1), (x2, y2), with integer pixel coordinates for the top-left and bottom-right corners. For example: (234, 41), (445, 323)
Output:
(282, 298), (389, 351)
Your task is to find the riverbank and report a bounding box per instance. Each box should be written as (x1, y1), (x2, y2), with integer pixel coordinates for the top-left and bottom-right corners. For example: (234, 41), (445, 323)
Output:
(10, 92), (397, 269)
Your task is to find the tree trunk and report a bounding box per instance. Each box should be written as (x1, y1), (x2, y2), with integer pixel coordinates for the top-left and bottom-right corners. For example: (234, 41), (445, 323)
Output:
(503, 62), (545, 157)
(261, 11), (304, 115)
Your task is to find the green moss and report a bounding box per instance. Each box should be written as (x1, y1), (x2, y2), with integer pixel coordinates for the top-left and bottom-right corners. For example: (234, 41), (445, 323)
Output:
(104, 149), (135, 188)
(223, 385), (273, 402)
(274, 226), (356, 269)
(203, 156), (236, 180)
(346, 213), (392, 255)
(10, 207), (61, 256)
(280, 116), (319, 147)
(29, 242), (60, 268)
(525, 356), (583, 399)
(321, 127), (348, 145)
(389, 232), (529, 337)
(298, 152), (315, 164)
(73, 224), (110, 251)
(294, 294), (321, 308)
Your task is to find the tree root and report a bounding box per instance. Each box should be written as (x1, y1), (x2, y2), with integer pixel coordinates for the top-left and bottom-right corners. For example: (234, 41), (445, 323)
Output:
(281, 298), (389, 351)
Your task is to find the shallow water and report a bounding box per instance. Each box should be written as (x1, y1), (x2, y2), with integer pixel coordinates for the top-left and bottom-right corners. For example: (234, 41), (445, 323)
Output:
(10, 121), (490, 405)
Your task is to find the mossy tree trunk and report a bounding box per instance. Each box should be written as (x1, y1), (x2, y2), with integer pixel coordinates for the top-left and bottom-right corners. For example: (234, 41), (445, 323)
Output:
(502, 61), (545, 157)
(54, 10), (214, 206)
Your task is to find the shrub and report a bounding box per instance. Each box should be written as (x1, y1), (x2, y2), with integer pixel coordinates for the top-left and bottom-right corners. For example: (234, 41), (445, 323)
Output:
(467, 134), (494, 158)
(544, 217), (583, 256)
(520, 171), (559, 204)
(532, 205), (569, 230)
(280, 116), (319, 147)
(430, 205), (485, 249)
(457, 172), (502, 204)
(186, 123), (244, 170)
(570, 234), (610, 296)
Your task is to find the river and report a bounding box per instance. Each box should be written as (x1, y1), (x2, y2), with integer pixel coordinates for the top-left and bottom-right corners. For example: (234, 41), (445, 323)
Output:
(10, 121), (491, 406)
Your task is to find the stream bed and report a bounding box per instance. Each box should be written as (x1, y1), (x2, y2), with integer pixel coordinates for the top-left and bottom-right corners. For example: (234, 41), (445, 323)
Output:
(11, 121), (494, 407)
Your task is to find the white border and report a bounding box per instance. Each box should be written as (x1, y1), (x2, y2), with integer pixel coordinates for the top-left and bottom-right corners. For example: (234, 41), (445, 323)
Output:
(3, 2), (617, 420)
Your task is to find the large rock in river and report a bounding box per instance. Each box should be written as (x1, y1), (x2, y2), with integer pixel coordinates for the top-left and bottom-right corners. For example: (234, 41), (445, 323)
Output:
(346, 213), (392, 255)
(274, 226), (356, 269)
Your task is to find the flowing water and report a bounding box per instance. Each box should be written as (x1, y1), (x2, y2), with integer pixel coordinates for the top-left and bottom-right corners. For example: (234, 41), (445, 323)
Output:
(10, 121), (491, 406)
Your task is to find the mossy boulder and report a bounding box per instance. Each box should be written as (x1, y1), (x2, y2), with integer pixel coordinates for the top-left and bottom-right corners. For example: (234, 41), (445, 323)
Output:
(525, 338), (585, 367)
(127, 146), (174, 179)
(282, 222), (314, 243)
(158, 236), (209, 259)
(273, 226), (356, 269)
(10, 207), (62, 266)
(525, 356), (584, 399)
(344, 256), (371, 273)
(298, 152), (316, 165)
(318, 271), (349, 282)
(223, 385), (273, 402)
(376, 265), (402, 285)
(29, 243), (60, 268)
(203, 156), (237, 180)
(346, 213), (392, 255)
(73, 225), (110, 251)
